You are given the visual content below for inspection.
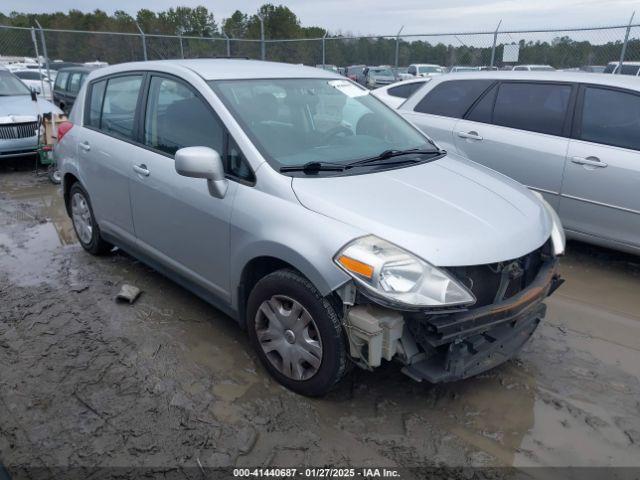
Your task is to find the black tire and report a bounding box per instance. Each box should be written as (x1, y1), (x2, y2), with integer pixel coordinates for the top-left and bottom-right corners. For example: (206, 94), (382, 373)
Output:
(47, 165), (62, 184)
(69, 182), (111, 255)
(246, 269), (348, 396)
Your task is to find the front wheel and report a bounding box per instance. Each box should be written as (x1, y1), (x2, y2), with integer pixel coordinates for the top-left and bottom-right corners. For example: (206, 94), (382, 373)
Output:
(246, 269), (348, 396)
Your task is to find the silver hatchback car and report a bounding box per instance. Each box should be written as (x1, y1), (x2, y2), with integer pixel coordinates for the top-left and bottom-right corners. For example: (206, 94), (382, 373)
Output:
(56, 59), (565, 396)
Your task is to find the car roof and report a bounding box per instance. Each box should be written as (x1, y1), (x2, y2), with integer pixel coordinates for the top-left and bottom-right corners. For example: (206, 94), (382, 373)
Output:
(57, 65), (100, 73)
(411, 63), (441, 67)
(607, 61), (640, 65)
(425, 70), (640, 90)
(92, 59), (340, 81)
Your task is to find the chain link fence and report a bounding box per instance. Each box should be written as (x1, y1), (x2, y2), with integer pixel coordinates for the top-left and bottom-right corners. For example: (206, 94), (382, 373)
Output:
(1, 22), (640, 71)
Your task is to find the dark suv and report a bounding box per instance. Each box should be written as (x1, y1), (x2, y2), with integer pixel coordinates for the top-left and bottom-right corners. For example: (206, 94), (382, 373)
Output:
(53, 66), (100, 114)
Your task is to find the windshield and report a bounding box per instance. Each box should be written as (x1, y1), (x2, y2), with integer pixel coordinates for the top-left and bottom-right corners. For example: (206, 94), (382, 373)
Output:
(0, 71), (31, 96)
(211, 78), (431, 169)
(418, 66), (443, 74)
(370, 68), (393, 77)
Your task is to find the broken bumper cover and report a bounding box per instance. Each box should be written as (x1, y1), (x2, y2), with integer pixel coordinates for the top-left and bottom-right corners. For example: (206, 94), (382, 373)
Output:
(402, 258), (562, 383)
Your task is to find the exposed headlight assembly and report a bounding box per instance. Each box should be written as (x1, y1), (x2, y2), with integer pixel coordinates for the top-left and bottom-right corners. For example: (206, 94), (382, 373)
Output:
(532, 191), (566, 256)
(334, 235), (475, 309)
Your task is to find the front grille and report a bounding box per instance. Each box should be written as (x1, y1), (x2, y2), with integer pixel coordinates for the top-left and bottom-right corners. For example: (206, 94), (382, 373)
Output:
(446, 240), (552, 308)
(0, 122), (39, 140)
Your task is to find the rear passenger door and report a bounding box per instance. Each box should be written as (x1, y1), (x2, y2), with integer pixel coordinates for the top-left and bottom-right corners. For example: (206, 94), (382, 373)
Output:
(454, 81), (575, 208)
(81, 74), (143, 240)
(129, 74), (244, 302)
(561, 85), (640, 249)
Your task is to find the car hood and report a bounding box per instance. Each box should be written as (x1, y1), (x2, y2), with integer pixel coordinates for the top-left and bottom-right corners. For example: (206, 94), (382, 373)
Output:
(291, 154), (552, 267)
(0, 95), (61, 121)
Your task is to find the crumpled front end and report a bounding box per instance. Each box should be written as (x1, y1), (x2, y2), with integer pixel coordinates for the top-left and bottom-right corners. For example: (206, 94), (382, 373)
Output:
(340, 240), (563, 383)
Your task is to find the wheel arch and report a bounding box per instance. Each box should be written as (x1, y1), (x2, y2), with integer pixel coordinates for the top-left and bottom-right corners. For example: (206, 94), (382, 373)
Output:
(62, 172), (80, 217)
(233, 248), (348, 328)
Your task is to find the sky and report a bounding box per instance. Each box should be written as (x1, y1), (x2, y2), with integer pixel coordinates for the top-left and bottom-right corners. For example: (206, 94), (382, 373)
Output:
(2, 0), (638, 35)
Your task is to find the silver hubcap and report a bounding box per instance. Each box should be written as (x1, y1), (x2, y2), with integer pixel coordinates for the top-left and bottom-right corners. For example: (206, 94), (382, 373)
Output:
(255, 295), (323, 381)
(71, 192), (93, 245)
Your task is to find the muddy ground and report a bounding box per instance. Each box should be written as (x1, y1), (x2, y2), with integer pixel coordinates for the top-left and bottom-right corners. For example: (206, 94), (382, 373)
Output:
(1, 166), (640, 478)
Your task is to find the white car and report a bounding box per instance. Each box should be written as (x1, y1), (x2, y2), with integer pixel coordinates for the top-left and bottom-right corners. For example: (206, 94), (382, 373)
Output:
(407, 64), (445, 78)
(12, 69), (53, 99)
(512, 64), (555, 71)
(371, 78), (431, 108)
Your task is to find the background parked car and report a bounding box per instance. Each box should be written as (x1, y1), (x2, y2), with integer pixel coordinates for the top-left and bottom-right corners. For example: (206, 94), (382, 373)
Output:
(0, 67), (62, 160)
(345, 64), (365, 82)
(512, 64), (556, 71)
(448, 66), (479, 73)
(53, 65), (100, 114)
(11, 69), (53, 99)
(392, 67), (412, 81)
(603, 61), (640, 75)
(580, 65), (606, 73)
(371, 78), (431, 108)
(407, 64), (445, 78)
(399, 71), (640, 255)
(363, 66), (396, 88)
(315, 64), (338, 73)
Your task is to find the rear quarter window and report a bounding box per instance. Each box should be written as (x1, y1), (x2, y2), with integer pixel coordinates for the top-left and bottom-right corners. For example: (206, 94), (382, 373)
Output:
(387, 81), (425, 99)
(579, 86), (640, 151)
(413, 80), (494, 118)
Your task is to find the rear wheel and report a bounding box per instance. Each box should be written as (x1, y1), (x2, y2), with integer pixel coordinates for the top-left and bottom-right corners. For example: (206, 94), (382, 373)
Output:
(246, 269), (348, 396)
(69, 183), (111, 255)
(47, 165), (61, 184)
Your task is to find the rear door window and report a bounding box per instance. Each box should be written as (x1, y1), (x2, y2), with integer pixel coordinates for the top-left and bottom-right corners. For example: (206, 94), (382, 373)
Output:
(465, 83), (498, 124)
(578, 86), (640, 151)
(100, 75), (143, 140)
(492, 82), (571, 136)
(414, 80), (494, 118)
(54, 71), (69, 90)
(387, 81), (425, 99)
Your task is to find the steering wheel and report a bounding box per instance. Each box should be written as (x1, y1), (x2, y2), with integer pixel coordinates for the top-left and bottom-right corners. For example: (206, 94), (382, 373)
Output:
(321, 125), (354, 143)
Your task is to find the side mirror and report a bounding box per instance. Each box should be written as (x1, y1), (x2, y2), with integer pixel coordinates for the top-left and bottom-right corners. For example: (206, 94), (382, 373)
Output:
(175, 146), (228, 199)
(30, 89), (38, 102)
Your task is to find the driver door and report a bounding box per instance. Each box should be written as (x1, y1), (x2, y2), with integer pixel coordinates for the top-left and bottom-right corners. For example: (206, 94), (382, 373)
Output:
(129, 74), (238, 301)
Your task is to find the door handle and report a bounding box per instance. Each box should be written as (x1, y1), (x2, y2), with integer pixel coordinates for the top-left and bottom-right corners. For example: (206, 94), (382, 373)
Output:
(571, 156), (608, 168)
(457, 131), (483, 141)
(133, 164), (150, 176)
(79, 141), (91, 152)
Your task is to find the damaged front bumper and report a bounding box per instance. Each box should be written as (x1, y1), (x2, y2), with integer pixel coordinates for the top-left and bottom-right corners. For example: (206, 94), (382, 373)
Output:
(343, 257), (563, 383)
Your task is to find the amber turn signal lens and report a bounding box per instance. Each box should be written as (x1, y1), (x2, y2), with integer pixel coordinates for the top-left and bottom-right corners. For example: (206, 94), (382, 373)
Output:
(337, 255), (374, 279)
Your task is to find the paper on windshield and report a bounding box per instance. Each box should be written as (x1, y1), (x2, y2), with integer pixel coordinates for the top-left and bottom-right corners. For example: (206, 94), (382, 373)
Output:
(327, 80), (369, 98)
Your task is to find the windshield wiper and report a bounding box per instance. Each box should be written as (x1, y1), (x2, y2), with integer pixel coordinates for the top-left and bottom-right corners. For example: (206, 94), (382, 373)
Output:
(348, 147), (444, 167)
(279, 161), (346, 173)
